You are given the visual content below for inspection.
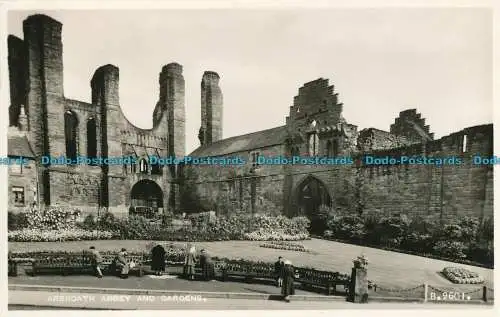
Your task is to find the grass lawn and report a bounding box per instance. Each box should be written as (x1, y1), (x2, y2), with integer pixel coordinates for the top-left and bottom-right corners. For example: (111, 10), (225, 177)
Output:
(9, 238), (494, 292)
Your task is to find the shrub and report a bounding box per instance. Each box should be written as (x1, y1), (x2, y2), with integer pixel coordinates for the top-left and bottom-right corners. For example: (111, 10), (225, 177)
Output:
(80, 214), (97, 230)
(326, 215), (365, 242)
(97, 211), (124, 232)
(466, 241), (494, 266)
(437, 217), (480, 243)
(401, 232), (434, 253)
(433, 241), (467, 260)
(27, 205), (81, 230)
(375, 215), (410, 248)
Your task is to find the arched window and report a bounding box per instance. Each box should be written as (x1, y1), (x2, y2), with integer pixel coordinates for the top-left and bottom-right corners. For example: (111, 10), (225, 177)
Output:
(308, 133), (319, 156)
(64, 110), (78, 161)
(326, 141), (333, 157)
(87, 117), (97, 164)
(139, 158), (148, 174)
(332, 139), (339, 156)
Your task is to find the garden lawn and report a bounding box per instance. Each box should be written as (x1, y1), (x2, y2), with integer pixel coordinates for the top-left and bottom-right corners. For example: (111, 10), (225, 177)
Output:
(9, 238), (494, 291)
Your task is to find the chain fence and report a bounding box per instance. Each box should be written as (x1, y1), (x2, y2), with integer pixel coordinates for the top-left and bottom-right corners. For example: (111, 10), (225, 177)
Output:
(370, 283), (425, 299)
(371, 282), (494, 302)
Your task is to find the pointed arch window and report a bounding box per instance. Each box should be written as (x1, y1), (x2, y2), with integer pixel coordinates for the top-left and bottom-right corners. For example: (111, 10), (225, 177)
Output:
(64, 110), (79, 161)
(87, 117), (97, 165)
(462, 135), (468, 153)
(308, 133), (319, 156)
(326, 140), (333, 157)
(151, 155), (162, 175)
(139, 158), (148, 174)
(332, 139), (339, 156)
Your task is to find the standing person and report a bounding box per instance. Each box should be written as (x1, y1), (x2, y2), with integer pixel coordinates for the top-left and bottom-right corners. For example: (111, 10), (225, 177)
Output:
(89, 246), (103, 278)
(200, 249), (214, 281)
(151, 244), (166, 276)
(183, 244), (197, 280)
(281, 260), (295, 302)
(113, 248), (130, 279)
(204, 249), (215, 281)
(199, 249), (207, 281)
(274, 256), (284, 287)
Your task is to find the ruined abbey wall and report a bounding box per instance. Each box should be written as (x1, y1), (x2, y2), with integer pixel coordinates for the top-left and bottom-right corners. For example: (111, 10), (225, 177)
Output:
(7, 14), (187, 217)
(185, 79), (494, 222)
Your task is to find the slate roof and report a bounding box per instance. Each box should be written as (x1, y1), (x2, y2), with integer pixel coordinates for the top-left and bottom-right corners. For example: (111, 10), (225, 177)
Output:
(189, 126), (288, 157)
(8, 135), (35, 158)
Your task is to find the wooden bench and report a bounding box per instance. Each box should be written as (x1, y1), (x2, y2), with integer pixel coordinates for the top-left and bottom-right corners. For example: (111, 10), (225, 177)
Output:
(95, 254), (145, 277)
(294, 268), (350, 295)
(31, 253), (90, 276)
(30, 252), (145, 277)
(8, 258), (35, 277)
(222, 261), (276, 283)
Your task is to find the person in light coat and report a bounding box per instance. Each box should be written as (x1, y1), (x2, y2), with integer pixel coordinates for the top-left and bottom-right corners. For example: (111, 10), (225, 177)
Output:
(183, 244), (197, 280)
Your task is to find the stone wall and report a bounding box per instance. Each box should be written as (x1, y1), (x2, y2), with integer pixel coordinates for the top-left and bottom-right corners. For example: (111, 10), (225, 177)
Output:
(184, 125), (493, 222)
(7, 14), (184, 216)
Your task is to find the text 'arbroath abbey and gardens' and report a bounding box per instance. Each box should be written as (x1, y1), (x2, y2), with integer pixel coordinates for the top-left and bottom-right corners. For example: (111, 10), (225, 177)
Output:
(7, 14), (493, 223)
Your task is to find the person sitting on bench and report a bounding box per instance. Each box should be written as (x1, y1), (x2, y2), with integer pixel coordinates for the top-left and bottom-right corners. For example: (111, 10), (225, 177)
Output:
(113, 248), (130, 279)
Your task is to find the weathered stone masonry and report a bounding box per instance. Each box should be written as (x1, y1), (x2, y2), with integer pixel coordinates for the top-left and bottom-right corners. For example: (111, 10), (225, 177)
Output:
(7, 14), (201, 217)
(186, 78), (493, 223)
(7, 14), (493, 224)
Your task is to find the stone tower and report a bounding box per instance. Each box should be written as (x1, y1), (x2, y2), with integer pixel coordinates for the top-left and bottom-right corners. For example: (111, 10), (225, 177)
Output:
(160, 63), (186, 159)
(23, 14), (66, 206)
(199, 71), (223, 146)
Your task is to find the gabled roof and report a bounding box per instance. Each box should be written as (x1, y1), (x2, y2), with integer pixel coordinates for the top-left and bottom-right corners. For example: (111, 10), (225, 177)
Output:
(189, 126), (288, 157)
(8, 135), (35, 158)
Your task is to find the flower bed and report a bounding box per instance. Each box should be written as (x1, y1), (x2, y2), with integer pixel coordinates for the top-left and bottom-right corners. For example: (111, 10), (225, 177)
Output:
(442, 267), (484, 284)
(244, 229), (310, 241)
(259, 241), (310, 252)
(9, 213), (311, 242)
(8, 229), (115, 242)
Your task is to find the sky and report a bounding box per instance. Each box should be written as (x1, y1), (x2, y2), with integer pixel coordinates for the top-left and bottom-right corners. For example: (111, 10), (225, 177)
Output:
(7, 8), (493, 154)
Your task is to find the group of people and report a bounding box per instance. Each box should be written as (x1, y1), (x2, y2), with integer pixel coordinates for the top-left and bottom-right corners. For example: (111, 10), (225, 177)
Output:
(87, 243), (214, 281)
(274, 256), (296, 301)
(88, 246), (130, 279)
(87, 245), (295, 302)
(182, 244), (215, 281)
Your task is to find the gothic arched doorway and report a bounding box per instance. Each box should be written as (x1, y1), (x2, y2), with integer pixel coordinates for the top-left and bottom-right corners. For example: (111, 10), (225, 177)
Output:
(130, 180), (163, 219)
(296, 176), (332, 234)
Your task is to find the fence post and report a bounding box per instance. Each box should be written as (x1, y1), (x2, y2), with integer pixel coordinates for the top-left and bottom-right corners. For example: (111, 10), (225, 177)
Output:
(424, 283), (428, 302)
(482, 286), (487, 303)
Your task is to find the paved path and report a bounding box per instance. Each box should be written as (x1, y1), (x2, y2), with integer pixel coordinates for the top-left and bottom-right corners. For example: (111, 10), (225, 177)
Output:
(7, 291), (494, 310)
(9, 239), (494, 290)
(8, 274), (318, 296)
